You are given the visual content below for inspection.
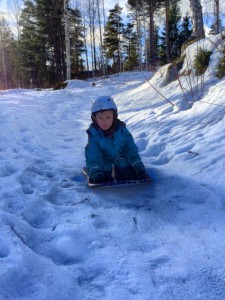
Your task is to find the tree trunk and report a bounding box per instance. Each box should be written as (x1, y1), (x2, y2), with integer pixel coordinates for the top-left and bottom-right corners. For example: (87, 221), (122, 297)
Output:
(148, 1), (155, 65)
(64, 0), (71, 80)
(91, 5), (97, 72)
(142, 1), (148, 70)
(165, 0), (171, 62)
(97, 0), (105, 77)
(11, 0), (22, 39)
(87, 0), (94, 76)
(189, 0), (205, 38)
(81, 7), (89, 72)
(0, 37), (8, 89)
(214, 0), (220, 34)
(134, 3), (142, 71)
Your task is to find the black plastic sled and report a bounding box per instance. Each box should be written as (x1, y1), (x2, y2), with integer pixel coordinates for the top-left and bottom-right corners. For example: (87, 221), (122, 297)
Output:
(82, 167), (152, 188)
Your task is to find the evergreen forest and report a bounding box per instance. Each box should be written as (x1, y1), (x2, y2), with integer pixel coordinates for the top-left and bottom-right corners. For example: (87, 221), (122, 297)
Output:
(0, 0), (224, 89)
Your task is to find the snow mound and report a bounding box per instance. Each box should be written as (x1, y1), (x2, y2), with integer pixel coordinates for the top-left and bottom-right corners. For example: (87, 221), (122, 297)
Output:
(64, 79), (92, 89)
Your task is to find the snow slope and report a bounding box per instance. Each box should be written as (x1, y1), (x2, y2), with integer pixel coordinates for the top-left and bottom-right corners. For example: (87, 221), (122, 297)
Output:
(0, 35), (225, 300)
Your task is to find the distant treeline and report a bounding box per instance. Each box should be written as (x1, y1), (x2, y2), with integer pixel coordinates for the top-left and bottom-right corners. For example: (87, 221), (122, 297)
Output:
(0, 0), (223, 89)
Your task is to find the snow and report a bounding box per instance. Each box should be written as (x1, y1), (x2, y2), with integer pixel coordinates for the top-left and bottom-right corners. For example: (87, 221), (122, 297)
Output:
(64, 79), (92, 89)
(1, 34), (225, 300)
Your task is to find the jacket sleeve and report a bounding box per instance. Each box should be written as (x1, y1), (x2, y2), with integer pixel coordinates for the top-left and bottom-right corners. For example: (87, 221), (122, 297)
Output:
(85, 134), (104, 177)
(123, 128), (145, 172)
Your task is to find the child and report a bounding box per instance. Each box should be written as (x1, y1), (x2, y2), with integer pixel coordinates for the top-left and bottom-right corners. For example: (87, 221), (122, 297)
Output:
(85, 96), (149, 184)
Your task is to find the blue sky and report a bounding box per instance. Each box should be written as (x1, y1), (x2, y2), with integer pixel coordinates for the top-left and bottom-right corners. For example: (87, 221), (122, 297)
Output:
(0, 0), (189, 14)
(1, 0), (223, 34)
(0, 0), (8, 11)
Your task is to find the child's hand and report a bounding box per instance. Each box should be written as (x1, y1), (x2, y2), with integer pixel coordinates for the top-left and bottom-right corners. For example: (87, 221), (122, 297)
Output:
(89, 170), (105, 184)
(136, 169), (148, 179)
(135, 162), (147, 179)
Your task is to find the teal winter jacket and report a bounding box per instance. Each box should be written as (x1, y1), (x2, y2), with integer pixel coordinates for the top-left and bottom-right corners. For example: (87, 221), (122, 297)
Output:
(85, 120), (144, 178)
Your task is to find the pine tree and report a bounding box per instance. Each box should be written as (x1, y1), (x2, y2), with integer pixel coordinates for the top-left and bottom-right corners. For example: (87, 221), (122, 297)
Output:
(19, 0), (51, 87)
(168, 0), (181, 58)
(35, 0), (65, 85)
(158, 0), (181, 64)
(177, 14), (192, 50)
(152, 25), (160, 64)
(127, 0), (165, 66)
(146, 0), (166, 65)
(123, 22), (138, 71)
(103, 4), (124, 73)
(19, 0), (66, 87)
(0, 16), (16, 89)
(209, 20), (224, 35)
(69, 8), (85, 78)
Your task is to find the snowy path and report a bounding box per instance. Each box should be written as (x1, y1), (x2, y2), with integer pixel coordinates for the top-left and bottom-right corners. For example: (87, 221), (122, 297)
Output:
(1, 79), (225, 300)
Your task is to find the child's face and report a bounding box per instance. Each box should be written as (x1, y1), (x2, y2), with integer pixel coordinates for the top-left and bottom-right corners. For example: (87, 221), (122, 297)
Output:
(95, 110), (114, 131)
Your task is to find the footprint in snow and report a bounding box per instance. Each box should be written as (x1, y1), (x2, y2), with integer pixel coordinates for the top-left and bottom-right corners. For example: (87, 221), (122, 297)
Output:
(0, 238), (10, 258)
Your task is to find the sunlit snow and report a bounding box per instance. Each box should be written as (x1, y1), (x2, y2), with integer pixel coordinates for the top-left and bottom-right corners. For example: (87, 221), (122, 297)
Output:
(0, 33), (225, 300)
